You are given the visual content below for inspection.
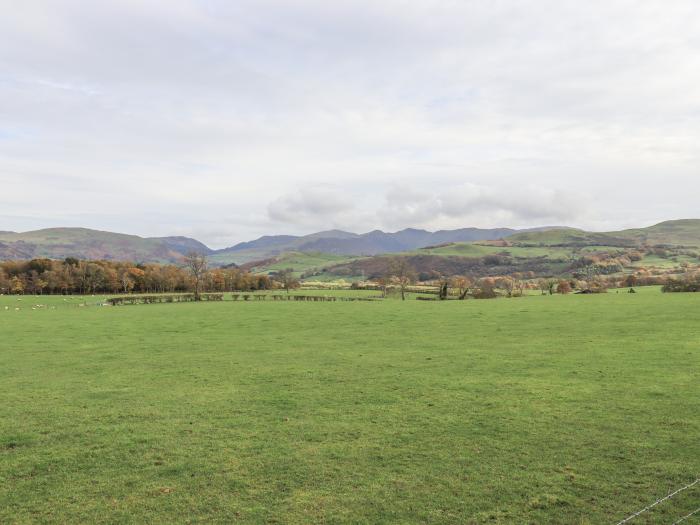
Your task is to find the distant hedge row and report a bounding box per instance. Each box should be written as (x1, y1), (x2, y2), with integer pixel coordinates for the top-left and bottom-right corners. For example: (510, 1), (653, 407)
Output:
(105, 293), (380, 305)
(107, 293), (224, 305)
(231, 294), (376, 302)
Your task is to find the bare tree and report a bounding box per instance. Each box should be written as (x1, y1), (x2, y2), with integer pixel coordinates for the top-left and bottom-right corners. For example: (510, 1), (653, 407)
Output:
(387, 258), (416, 301)
(375, 275), (389, 298)
(538, 278), (556, 295)
(184, 252), (208, 300)
(450, 275), (473, 300)
(275, 268), (299, 293)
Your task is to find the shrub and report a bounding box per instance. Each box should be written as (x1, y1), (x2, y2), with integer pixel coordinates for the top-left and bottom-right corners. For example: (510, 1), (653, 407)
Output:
(662, 277), (700, 293)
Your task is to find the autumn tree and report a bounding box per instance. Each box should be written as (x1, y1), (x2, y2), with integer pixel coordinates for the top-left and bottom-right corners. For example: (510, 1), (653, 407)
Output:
(375, 275), (389, 298)
(0, 269), (9, 294)
(275, 268), (299, 293)
(495, 276), (515, 297)
(556, 280), (572, 294)
(473, 277), (497, 299)
(119, 270), (135, 293)
(387, 258), (416, 301)
(10, 276), (25, 295)
(450, 275), (473, 300)
(184, 252), (208, 300)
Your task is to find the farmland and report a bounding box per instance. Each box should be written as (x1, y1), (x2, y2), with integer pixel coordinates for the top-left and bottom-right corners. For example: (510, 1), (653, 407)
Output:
(1, 291), (699, 523)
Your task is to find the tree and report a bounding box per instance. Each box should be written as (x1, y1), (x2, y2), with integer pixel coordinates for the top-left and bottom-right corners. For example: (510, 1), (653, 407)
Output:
(119, 269), (135, 293)
(624, 274), (638, 287)
(387, 258), (416, 301)
(76, 262), (105, 294)
(495, 276), (515, 297)
(556, 280), (572, 294)
(473, 277), (497, 299)
(375, 276), (389, 298)
(438, 279), (449, 300)
(275, 268), (299, 293)
(184, 252), (208, 300)
(450, 275), (473, 300)
(10, 276), (25, 295)
(0, 270), (10, 294)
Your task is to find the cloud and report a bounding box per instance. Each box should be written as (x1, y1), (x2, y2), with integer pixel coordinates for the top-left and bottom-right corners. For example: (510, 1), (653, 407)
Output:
(0, 1), (699, 245)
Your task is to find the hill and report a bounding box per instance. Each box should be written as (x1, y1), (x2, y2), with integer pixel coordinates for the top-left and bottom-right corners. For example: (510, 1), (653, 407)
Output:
(507, 219), (700, 248)
(212, 227), (539, 264)
(0, 228), (206, 263)
(3, 220), (700, 267)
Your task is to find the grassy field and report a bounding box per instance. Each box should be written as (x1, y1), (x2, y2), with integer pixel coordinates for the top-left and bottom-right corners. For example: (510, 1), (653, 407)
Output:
(1, 292), (699, 523)
(247, 252), (360, 277)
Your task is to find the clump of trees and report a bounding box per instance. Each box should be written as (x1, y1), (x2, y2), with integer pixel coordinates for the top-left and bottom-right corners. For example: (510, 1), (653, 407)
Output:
(662, 274), (700, 293)
(0, 256), (274, 295)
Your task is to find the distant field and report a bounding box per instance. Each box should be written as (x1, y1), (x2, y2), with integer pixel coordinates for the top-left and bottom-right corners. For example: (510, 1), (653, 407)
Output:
(249, 252), (360, 277)
(1, 292), (699, 523)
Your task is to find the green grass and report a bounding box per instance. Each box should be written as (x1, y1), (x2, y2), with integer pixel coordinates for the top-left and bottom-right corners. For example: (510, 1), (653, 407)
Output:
(507, 219), (700, 248)
(414, 242), (642, 261)
(255, 252), (360, 277)
(1, 293), (699, 523)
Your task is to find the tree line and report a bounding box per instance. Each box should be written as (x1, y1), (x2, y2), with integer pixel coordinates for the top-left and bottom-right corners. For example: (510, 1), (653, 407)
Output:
(0, 256), (275, 295)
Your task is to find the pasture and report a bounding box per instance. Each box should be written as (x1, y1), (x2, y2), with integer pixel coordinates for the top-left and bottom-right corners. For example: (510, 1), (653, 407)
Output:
(1, 292), (698, 523)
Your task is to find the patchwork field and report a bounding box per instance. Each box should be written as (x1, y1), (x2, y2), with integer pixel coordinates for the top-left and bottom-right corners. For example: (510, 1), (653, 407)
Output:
(1, 292), (699, 523)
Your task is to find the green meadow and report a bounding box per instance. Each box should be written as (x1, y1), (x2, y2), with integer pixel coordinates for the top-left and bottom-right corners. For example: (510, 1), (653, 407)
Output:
(1, 292), (698, 524)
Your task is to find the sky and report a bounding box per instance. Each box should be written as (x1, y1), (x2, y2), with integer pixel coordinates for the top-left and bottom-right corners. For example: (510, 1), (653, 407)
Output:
(1, 0), (699, 248)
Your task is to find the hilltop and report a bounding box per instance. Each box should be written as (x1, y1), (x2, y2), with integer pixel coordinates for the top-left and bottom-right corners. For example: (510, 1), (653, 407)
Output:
(507, 219), (700, 247)
(210, 226), (559, 264)
(0, 226), (551, 265)
(1, 220), (699, 268)
(0, 228), (211, 263)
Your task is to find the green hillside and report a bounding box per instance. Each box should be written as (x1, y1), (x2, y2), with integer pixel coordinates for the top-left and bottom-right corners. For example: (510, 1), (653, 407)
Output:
(612, 219), (700, 246)
(0, 228), (185, 263)
(508, 220), (700, 247)
(241, 252), (360, 278)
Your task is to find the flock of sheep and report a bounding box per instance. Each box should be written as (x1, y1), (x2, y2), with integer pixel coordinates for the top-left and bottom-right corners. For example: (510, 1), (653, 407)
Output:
(1, 296), (96, 311)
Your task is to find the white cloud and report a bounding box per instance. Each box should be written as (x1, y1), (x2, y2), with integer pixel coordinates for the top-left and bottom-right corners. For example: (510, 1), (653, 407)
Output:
(0, 0), (699, 246)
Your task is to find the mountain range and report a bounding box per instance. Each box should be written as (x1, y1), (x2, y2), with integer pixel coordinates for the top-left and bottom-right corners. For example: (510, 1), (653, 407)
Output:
(1, 220), (699, 265)
(0, 226), (558, 265)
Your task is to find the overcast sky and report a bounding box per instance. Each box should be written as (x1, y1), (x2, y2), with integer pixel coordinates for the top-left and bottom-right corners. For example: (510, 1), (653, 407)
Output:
(1, 1), (699, 247)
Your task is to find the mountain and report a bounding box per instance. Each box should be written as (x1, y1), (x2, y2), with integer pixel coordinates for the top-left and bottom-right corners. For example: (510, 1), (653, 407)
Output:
(151, 236), (214, 256)
(211, 227), (531, 264)
(0, 228), (205, 263)
(3, 220), (699, 266)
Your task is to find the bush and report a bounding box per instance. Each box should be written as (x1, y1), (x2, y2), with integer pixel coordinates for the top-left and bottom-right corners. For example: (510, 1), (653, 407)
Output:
(662, 277), (700, 293)
(473, 287), (497, 299)
(556, 281), (572, 294)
